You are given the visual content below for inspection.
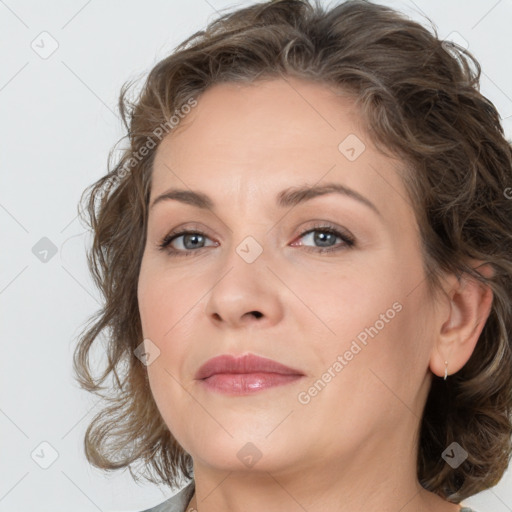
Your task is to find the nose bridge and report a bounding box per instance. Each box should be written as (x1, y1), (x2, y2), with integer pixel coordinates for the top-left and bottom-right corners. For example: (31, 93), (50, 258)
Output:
(219, 227), (269, 291)
(234, 232), (266, 265)
(203, 223), (283, 327)
(221, 202), (271, 265)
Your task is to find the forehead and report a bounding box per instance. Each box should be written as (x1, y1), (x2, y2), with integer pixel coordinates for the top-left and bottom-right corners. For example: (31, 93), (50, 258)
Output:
(156, 77), (364, 163)
(150, 77), (412, 223)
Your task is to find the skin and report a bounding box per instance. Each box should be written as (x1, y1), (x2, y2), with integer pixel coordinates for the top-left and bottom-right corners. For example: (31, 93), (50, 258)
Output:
(137, 77), (493, 512)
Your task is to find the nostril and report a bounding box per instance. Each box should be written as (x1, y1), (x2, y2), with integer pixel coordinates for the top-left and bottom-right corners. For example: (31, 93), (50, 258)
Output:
(250, 311), (263, 318)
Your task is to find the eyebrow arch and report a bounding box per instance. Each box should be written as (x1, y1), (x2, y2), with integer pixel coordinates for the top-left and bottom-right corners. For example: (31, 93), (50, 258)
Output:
(277, 183), (381, 217)
(150, 182), (381, 217)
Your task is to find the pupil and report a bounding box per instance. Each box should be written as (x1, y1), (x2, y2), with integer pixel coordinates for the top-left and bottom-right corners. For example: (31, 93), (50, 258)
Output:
(185, 234), (203, 249)
(315, 231), (334, 247)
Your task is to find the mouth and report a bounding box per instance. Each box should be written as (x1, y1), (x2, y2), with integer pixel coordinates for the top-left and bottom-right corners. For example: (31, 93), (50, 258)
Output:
(195, 353), (305, 395)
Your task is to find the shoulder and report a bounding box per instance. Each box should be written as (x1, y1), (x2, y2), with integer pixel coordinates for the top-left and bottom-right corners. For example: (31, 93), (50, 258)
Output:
(138, 481), (195, 512)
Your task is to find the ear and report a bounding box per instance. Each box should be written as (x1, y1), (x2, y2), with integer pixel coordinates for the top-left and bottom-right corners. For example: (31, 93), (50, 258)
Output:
(429, 261), (494, 378)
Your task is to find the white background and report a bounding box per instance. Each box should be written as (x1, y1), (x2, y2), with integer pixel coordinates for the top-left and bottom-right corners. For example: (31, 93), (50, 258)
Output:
(1, 0), (511, 511)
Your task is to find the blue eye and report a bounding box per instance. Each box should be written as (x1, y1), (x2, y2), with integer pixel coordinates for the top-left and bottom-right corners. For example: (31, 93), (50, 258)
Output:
(157, 224), (355, 257)
(158, 231), (217, 256)
(293, 225), (355, 253)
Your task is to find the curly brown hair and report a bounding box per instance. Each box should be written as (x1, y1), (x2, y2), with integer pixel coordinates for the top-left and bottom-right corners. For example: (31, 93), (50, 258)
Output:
(73, 0), (512, 501)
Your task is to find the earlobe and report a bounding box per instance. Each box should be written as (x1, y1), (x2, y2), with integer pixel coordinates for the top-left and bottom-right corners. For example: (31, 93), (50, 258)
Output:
(429, 266), (494, 379)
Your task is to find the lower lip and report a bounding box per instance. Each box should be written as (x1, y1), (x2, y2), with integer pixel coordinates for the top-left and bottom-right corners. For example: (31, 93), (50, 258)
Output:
(198, 373), (303, 395)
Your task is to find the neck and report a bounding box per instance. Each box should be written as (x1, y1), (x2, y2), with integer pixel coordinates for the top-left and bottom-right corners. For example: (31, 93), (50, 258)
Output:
(185, 441), (462, 512)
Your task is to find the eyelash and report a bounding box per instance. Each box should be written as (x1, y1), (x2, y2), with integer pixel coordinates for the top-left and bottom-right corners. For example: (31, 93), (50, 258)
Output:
(157, 223), (355, 257)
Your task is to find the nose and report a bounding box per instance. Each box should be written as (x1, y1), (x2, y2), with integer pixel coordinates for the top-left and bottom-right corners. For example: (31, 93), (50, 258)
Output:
(203, 243), (285, 330)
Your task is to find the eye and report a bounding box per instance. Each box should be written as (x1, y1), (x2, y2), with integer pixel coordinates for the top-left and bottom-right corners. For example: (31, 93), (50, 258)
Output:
(157, 223), (355, 257)
(291, 223), (355, 254)
(158, 229), (217, 256)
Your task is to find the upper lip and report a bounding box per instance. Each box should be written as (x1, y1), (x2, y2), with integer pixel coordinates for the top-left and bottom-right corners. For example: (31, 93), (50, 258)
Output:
(195, 353), (304, 380)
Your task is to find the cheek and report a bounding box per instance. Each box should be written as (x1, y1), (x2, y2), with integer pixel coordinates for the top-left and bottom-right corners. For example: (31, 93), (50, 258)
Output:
(137, 262), (201, 395)
(340, 282), (434, 403)
(137, 259), (201, 341)
(138, 276), (196, 446)
(144, 360), (197, 456)
(314, 254), (432, 382)
(299, 296), (432, 438)
(299, 262), (402, 352)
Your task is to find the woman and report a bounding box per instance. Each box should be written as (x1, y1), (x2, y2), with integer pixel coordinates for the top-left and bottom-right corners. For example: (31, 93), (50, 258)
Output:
(73, 1), (512, 511)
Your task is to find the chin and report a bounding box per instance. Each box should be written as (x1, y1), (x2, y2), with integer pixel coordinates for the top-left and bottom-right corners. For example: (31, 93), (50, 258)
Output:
(183, 433), (301, 473)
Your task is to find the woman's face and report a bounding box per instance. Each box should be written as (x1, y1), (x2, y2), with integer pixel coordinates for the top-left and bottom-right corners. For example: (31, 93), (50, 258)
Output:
(137, 77), (438, 476)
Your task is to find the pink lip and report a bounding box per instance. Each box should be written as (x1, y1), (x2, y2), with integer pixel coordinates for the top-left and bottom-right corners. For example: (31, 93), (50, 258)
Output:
(195, 354), (304, 395)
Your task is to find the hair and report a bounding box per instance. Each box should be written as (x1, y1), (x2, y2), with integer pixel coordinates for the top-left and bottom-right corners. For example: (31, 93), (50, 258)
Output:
(73, 0), (512, 502)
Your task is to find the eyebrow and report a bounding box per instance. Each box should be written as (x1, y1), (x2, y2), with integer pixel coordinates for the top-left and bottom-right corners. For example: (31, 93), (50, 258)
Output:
(150, 182), (381, 217)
